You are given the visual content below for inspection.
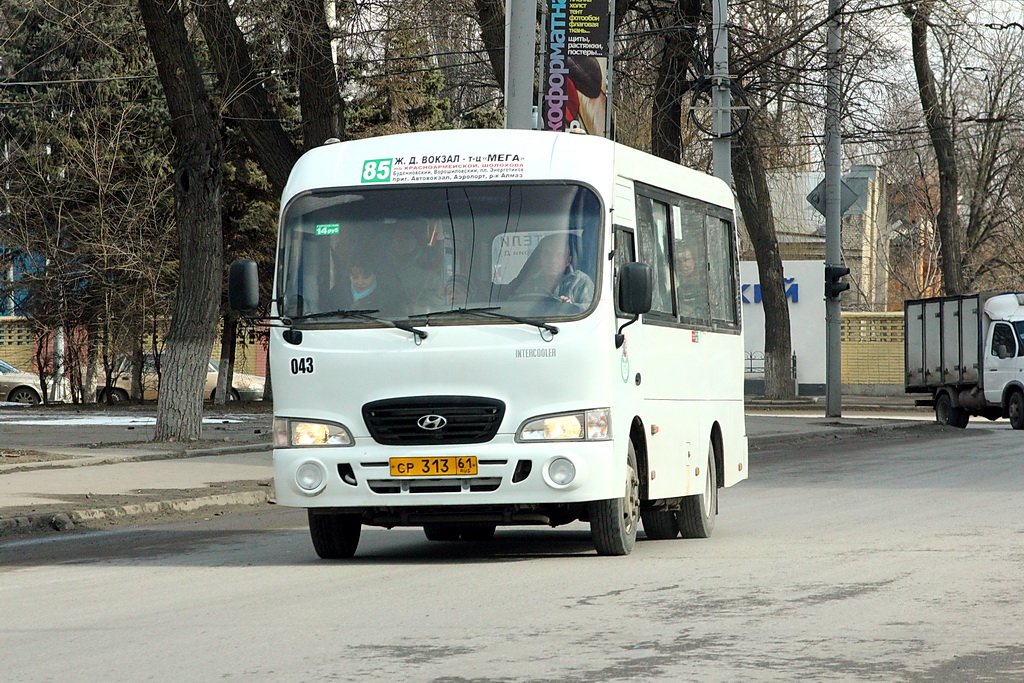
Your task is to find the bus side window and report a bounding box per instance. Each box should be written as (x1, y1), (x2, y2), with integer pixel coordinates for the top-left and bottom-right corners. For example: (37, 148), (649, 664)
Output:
(635, 195), (673, 315)
(673, 202), (710, 324)
(613, 227), (636, 317)
(706, 215), (739, 325)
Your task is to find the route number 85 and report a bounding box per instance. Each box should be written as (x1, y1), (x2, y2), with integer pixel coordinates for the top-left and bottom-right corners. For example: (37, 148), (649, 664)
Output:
(361, 159), (392, 183)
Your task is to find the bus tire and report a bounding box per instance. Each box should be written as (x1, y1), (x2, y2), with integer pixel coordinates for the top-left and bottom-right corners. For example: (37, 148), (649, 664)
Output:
(641, 509), (679, 540)
(677, 442), (717, 539)
(936, 393), (969, 428)
(1009, 391), (1024, 430)
(423, 524), (461, 541)
(308, 510), (361, 559)
(588, 441), (640, 556)
(458, 524), (497, 541)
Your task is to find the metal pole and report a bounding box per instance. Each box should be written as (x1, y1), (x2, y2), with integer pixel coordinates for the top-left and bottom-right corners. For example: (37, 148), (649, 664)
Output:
(825, 0), (843, 417)
(504, 0), (537, 130)
(711, 0), (731, 186)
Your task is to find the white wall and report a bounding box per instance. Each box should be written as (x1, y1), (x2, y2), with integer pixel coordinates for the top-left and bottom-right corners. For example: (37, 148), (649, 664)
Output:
(740, 260), (825, 387)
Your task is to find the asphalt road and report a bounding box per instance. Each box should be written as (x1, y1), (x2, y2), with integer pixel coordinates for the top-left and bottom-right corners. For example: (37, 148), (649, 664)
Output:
(3, 424), (1024, 681)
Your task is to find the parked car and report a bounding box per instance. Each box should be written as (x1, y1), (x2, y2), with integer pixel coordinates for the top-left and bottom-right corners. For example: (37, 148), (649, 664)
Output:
(98, 356), (265, 403)
(0, 359), (43, 405)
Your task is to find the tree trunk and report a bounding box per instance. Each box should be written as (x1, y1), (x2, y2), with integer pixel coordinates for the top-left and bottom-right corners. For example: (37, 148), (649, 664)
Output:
(288, 0), (345, 150)
(139, 0), (224, 441)
(650, 0), (701, 162)
(907, 2), (964, 294)
(215, 312), (238, 406)
(196, 0), (300, 194)
(473, 0), (506, 90)
(733, 124), (794, 399)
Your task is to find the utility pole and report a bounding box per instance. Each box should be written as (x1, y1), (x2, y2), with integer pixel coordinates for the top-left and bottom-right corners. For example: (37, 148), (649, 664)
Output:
(711, 0), (731, 186)
(824, 0), (843, 417)
(504, 0), (537, 130)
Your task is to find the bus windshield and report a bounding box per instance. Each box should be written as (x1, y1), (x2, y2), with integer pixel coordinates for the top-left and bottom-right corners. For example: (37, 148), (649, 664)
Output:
(277, 183), (602, 322)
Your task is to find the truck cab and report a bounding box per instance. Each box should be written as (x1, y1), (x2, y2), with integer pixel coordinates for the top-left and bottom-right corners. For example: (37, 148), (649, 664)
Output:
(981, 295), (1024, 408)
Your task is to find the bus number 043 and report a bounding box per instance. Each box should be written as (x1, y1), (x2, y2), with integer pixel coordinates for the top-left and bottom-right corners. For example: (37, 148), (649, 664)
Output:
(291, 357), (314, 374)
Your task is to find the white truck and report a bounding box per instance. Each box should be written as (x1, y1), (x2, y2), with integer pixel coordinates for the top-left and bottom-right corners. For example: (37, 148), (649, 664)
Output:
(905, 292), (1024, 428)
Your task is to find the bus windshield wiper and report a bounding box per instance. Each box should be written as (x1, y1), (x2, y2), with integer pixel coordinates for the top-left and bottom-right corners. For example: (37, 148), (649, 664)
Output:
(414, 306), (559, 335)
(288, 308), (427, 340)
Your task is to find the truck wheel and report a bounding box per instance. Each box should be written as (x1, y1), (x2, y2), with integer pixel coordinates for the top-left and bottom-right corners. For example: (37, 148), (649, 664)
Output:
(588, 441), (640, 556)
(677, 442), (717, 539)
(935, 393), (969, 428)
(1009, 392), (1024, 430)
(308, 510), (361, 559)
(641, 509), (679, 539)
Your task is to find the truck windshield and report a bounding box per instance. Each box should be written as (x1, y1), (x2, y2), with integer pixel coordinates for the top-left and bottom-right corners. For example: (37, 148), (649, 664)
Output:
(277, 184), (602, 322)
(1014, 321), (1024, 356)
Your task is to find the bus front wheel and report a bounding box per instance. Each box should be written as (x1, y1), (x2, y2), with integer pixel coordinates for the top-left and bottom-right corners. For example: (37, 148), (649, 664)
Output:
(589, 441), (640, 556)
(308, 510), (361, 559)
(677, 442), (717, 539)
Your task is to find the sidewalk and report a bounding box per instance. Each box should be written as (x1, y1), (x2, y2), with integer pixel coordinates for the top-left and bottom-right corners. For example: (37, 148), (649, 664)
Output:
(0, 400), (930, 537)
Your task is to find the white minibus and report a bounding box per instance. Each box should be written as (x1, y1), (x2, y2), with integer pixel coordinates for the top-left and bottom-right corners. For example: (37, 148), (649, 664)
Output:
(230, 128), (748, 557)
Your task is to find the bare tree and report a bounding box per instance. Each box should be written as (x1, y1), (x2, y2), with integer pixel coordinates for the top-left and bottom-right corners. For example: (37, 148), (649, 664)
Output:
(138, 0), (224, 441)
(904, 1), (965, 294)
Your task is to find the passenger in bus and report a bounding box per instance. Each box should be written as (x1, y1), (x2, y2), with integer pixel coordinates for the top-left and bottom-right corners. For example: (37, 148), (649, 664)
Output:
(333, 255), (403, 314)
(506, 233), (594, 306)
(675, 246), (704, 318)
(388, 223), (445, 310)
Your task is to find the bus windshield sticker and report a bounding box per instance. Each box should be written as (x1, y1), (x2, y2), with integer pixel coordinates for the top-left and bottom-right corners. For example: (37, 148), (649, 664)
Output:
(491, 230), (582, 284)
(314, 223), (340, 236)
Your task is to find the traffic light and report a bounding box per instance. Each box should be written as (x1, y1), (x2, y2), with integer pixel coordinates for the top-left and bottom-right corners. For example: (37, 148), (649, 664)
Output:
(825, 264), (850, 299)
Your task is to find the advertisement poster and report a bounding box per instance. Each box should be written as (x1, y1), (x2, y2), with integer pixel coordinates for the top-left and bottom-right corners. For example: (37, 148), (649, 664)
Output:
(542, 0), (611, 136)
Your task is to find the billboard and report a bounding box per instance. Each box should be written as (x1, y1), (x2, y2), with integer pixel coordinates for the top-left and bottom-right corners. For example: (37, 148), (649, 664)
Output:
(542, 0), (610, 136)
(740, 260), (826, 393)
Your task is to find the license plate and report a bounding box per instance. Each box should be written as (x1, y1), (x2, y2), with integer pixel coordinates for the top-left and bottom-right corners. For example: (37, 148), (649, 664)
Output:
(389, 456), (478, 477)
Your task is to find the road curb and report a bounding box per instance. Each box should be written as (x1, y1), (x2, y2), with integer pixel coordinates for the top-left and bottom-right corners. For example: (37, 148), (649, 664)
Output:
(0, 488), (273, 537)
(748, 419), (928, 449)
(1, 443), (273, 474)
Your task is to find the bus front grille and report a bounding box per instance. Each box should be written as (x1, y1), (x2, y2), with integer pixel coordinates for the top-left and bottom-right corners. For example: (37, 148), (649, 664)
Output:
(362, 396), (505, 445)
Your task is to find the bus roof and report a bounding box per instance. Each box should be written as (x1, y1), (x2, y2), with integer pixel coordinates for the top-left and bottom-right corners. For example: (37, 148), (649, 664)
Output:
(283, 129), (733, 211)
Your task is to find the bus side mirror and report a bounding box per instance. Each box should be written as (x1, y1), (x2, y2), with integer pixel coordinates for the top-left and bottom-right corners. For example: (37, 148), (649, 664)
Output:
(618, 262), (653, 315)
(229, 259), (260, 311)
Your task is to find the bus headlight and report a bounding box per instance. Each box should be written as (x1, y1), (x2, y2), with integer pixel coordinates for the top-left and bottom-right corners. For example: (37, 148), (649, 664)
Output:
(516, 408), (611, 442)
(274, 417), (353, 447)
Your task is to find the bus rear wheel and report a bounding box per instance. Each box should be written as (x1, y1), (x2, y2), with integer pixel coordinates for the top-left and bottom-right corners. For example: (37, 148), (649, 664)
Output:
(677, 442), (717, 539)
(641, 509), (679, 540)
(308, 510), (361, 559)
(589, 441), (640, 556)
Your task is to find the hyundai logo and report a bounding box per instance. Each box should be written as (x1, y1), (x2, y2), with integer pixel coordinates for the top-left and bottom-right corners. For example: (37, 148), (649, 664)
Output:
(417, 414), (447, 430)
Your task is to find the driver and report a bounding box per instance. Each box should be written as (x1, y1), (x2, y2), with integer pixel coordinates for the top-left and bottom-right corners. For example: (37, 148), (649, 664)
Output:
(506, 233), (594, 305)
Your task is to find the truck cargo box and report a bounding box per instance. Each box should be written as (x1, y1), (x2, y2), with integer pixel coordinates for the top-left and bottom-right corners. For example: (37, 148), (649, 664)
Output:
(904, 294), (990, 392)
